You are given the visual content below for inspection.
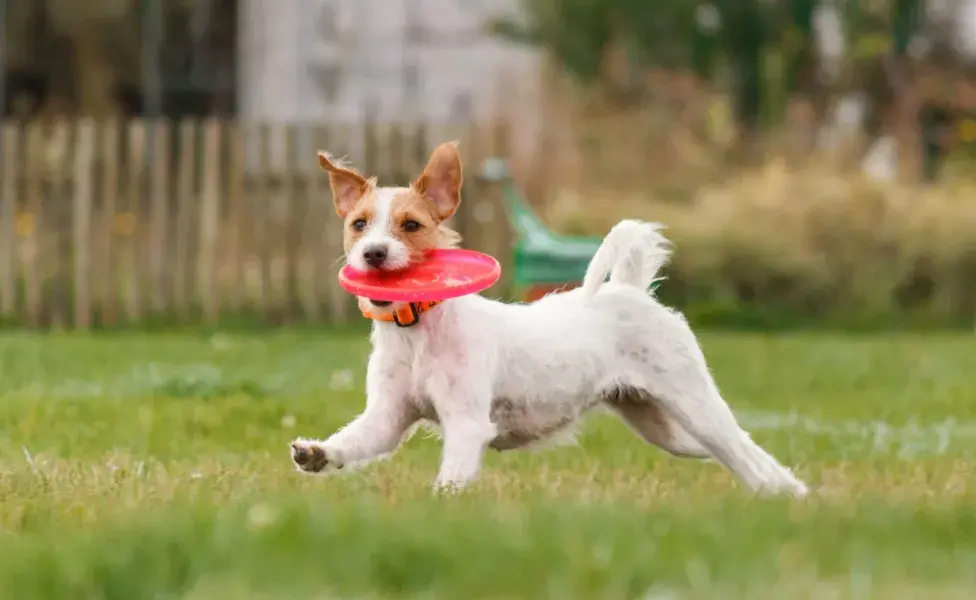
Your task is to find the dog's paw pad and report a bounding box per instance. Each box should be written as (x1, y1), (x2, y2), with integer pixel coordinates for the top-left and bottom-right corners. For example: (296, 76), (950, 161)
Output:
(290, 441), (340, 473)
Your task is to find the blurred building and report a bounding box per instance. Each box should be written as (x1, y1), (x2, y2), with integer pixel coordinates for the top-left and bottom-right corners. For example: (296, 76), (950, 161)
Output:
(0, 0), (238, 119)
(1, 0), (540, 120)
(237, 0), (542, 165)
(239, 0), (540, 125)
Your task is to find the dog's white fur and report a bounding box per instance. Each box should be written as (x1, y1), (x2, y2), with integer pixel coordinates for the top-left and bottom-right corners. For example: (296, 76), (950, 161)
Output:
(291, 152), (809, 498)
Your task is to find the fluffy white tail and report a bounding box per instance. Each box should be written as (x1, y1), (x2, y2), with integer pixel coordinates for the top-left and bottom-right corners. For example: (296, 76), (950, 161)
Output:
(581, 219), (671, 296)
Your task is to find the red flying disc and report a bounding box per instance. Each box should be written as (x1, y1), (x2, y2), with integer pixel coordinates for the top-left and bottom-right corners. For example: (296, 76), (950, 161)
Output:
(338, 248), (502, 302)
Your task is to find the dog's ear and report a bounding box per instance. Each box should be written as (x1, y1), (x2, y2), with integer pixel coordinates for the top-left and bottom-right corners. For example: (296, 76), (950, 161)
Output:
(318, 151), (369, 218)
(412, 141), (462, 221)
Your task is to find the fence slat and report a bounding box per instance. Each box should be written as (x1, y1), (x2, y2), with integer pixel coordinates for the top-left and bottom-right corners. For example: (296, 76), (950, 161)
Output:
(124, 120), (146, 322)
(198, 119), (221, 324)
(23, 123), (43, 328)
(149, 120), (171, 314)
(0, 117), (514, 330)
(403, 121), (426, 179)
(173, 120), (195, 318)
(486, 120), (513, 298)
(1, 124), (19, 319)
(226, 122), (246, 312)
(320, 124), (349, 324)
(457, 120), (484, 254)
(302, 124), (326, 323)
(388, 123), (406, 185)
(256, 123), (273, 318)
(282, 124), (301, 322)
(73, 120), (95, 330)
(48, 120), (72, 328)
(99, 120), (120, 326)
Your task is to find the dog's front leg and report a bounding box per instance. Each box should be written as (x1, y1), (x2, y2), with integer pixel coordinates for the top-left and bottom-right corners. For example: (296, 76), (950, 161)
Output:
(428, 372), (496, 492)
(290, 401), (416, 474)
(291, 359), (417, 475)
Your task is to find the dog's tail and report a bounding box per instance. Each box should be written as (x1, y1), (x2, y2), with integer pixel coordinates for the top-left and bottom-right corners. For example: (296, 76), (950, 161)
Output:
(581, 219), (671, 296)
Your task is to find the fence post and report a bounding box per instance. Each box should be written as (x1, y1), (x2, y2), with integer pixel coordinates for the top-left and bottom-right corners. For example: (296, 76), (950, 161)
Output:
(124, 120), (147, 323)
(0, 123), (18, 320)
(283, 123), (300, 322)
(73, 120), (95, 330)
(99, 120), (120, 326)
(48, 120), (72, 328)
(256, 123), (273, 319)
(174, 119), (196, 320)
(199, 118), (221, 324)
(23, 123), (43, 328)
(149, 120), (171, 315)
(226, 121), (246, 312)
(316, 123), (350, 325)
(300, 123), (324, 323)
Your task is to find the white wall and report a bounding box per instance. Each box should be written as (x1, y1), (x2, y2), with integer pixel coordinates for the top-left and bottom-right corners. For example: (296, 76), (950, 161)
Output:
(238, 0), (542, 167)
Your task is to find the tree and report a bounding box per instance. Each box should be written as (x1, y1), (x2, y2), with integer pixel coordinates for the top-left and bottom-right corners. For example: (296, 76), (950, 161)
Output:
(6, 0), (196, 117)
(489, 0), (775, 143)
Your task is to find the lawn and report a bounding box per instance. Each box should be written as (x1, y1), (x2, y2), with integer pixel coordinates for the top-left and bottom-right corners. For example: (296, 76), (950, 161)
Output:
(0, 330), (973, 599)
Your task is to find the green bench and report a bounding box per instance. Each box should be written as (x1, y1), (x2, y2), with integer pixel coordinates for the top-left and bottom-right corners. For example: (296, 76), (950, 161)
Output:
(480, 158), (603, 300)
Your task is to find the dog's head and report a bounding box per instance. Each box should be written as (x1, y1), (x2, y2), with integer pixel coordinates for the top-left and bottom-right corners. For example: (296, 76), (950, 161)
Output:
(318, 142), (462, 273)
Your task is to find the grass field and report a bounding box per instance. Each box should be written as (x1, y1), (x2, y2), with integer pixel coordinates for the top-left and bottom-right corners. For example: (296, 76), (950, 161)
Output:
(0, 330), (974, 599)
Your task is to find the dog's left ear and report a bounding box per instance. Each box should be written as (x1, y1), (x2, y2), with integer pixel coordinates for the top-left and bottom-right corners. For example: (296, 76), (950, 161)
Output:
(413, 141), (462, 221)
(318, 151), (370, 218)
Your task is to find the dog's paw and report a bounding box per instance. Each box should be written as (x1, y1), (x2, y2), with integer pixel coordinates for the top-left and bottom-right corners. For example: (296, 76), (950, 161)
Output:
(432, 478), (468, 496)
(756, 476), (810, 499)
(786, 480), (811, 499)
(290, 439), (344, 474)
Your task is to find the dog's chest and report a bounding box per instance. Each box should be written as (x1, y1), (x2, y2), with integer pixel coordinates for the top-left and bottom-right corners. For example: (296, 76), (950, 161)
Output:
(376, 322), (598, 450)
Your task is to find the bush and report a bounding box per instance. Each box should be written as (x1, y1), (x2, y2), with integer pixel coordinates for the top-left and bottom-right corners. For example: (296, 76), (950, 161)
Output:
(546, 162), (976, 329)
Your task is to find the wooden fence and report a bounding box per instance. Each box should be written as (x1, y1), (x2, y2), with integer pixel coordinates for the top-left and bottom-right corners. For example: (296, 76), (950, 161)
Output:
(0, 118), (514, 330)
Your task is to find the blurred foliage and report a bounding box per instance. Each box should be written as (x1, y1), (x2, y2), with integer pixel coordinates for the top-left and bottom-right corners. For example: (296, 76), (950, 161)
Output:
(546, 162), (976, 330)
(489, 0), (959, 133)
(6, 0), (199, 116)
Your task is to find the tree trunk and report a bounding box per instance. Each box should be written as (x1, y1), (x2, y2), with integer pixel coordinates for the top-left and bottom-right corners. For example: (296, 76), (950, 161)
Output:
(723, 0), (766, 164)
(72, 33), (117, 117)
(785, 0), (827, 159)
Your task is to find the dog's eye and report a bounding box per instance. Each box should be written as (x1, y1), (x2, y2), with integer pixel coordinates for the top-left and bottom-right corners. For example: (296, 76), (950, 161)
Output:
(402, 220), (422, 232)
(351, 219), (368, 232)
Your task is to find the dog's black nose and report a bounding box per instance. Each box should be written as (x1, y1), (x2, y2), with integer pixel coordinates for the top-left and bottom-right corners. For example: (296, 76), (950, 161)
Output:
(362, 245), (388, 268)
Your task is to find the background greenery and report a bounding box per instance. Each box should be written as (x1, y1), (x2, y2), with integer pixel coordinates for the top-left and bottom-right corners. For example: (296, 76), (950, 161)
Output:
(543, 164), (976, 330)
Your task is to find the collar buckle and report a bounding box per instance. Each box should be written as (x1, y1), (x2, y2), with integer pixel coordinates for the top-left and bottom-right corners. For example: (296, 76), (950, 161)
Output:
(393, 303), (421, 328)
(362, 301), (439, 327)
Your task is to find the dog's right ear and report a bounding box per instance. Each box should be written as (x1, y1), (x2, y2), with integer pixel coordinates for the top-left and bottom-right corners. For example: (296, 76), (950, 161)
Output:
(412, 141), (462, 221)
(318, 151), (369, 218)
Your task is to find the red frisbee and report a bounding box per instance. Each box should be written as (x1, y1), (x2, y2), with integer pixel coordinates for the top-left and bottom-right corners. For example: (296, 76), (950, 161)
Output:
(338, 248), (502, 302)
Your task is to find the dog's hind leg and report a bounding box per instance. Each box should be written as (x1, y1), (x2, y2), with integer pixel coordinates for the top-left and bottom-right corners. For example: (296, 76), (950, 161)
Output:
(635, 315), (809, 497)
(605, 388), (710, 459)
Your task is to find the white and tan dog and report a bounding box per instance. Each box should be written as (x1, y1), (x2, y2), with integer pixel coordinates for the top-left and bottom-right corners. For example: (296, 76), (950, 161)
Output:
(290, 142), (809, 497)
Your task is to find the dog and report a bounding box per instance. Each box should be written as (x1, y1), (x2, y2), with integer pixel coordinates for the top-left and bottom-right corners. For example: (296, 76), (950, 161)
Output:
(290, 142), (809, 497)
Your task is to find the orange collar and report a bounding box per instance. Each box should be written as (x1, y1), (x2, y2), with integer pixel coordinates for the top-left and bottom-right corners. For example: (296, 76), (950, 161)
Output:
(361, 301), (440, 328)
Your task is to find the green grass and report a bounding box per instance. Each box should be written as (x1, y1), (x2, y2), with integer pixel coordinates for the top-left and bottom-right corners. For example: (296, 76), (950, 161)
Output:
(0, 330), (974, 599)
